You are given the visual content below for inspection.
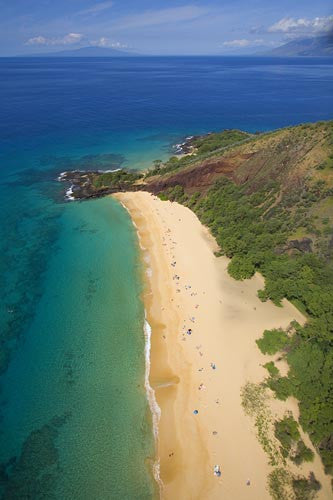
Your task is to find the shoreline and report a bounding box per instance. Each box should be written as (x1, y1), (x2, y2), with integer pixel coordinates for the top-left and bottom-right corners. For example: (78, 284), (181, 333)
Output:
(117, 199), (163, 491)
(143, 317), (163, 491)
(114, 191), (331, 499)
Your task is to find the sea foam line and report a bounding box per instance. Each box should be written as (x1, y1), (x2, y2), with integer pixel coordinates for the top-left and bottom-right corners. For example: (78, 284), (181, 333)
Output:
(65, 185), (75, 201)
(144, 318), (163, 491)
(118, 199), (163, 494)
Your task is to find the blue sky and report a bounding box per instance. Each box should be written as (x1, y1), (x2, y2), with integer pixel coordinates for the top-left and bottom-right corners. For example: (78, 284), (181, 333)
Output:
(1, 0), (332, 55)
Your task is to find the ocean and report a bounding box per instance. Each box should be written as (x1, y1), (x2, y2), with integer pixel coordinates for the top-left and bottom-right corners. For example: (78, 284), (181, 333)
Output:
(0, 56), (332, 499)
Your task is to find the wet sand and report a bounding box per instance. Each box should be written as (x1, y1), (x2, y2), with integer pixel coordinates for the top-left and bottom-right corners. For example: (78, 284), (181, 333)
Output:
(114, 191), (331, 499)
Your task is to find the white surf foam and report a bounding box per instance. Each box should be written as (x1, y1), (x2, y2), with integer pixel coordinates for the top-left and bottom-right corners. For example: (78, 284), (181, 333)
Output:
(65, 185), (75, 201)
(57, 171), (66, 181)
(97, 168), (122, 173)
(144, 318), (163, 492)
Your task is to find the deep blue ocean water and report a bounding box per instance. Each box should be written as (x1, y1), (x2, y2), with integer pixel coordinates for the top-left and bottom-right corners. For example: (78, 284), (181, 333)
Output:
(0, 56), (332, 499)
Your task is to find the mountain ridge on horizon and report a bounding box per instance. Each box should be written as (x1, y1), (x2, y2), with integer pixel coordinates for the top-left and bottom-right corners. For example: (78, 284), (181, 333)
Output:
(19, 45), (140, 57)
(264, 34), (333, 57)
(15, 33), (333, 58)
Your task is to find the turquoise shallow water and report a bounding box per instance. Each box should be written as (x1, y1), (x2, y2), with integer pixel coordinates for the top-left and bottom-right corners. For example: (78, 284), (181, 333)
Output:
(0, 195), (156, 498)
(0, 56), (332, 498)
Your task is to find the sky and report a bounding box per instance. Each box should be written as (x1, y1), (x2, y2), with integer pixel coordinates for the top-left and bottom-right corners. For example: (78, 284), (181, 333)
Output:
(0, 0), (332, 56)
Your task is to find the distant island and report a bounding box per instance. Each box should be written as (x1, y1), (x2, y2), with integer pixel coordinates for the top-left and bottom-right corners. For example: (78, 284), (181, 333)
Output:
(22, 46), (139, 58)
(266, 34), (333, 57)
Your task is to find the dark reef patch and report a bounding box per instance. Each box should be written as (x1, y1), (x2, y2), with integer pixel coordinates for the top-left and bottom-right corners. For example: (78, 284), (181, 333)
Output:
(0, 414), (69, 500)
(39, 152), (126, 171)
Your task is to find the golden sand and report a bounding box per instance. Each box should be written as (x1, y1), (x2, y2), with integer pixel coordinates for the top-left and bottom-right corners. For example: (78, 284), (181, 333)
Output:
(114, 191), (331, 500)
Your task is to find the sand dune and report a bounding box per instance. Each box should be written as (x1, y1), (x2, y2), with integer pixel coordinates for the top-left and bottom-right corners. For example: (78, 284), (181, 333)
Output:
(114, 191), (331, 500)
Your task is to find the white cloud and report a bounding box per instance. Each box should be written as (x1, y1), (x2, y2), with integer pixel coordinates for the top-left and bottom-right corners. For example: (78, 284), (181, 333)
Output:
(78, 1), (114, 16)
(25, 32), (129, 50)
(222, 38), (264, 48)
(61, 33), (84, 44)
(90, 37), (128, 49)
(26, 33), (84, 46)
(26, 35), (48, 46)
(268, 15), (333, 35)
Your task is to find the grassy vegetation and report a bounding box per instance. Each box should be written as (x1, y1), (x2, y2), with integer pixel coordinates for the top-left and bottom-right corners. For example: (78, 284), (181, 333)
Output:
(92, 170), (142, 189)
(241, 382), (280, 466)
(156, 121), (333, 474)
(191, 129), (250, 154)
(268, 468), (292, 500)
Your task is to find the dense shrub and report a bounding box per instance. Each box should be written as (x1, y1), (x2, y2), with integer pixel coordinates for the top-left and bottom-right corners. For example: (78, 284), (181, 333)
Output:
(263, 361), (279, 378)
(227, 256), (255, 280)
(256, 329), (290, 355)
(275, 415), (300, 457)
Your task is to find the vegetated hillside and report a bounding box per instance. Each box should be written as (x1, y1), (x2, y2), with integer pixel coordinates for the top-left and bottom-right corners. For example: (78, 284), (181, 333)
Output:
(147, 121), (333, 259)
(147, 121), (333, 480)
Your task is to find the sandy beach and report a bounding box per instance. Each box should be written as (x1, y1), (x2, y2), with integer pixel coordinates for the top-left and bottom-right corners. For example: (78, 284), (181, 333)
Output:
(114, 191), (331, 500)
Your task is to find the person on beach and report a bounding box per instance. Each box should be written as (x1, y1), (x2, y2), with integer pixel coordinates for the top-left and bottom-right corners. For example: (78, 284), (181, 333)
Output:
(214, 465), (221, 477)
